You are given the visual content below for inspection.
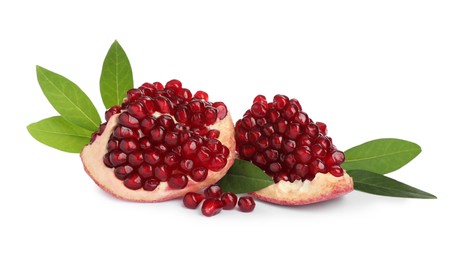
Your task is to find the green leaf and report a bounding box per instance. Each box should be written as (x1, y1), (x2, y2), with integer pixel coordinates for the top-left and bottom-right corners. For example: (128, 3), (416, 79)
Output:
(27, 116), (94, 153)
(36, 66), (101, 131)
(348, 170), (436, 199)
(217, 159), (274, 194)
(341, 138), (421, 174)
(100, 40), (133, 109)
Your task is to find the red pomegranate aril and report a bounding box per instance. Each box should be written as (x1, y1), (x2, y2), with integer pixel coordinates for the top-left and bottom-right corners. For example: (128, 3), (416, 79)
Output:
(179, 159), (194, 173)
(253, 95), (267, 105)
(209, 154), (227, 171)
(164, 131), (179, 147)
(311, 144), (326, 158)
(143, 178), (160, 191)
(238, 196), (256, 212)
(294, 146), (312, 163)
(262, 123), (275, 137)
(236, 127), (249, 144)
(144, 150), (161, 165)
(297, 134), (313, 147)
(191, 113), (204, 127)
(207, 129), (220, 139)
(293, 111), (309, 125)
(294, 163), (309, 178)
(166, 79), (182, 89)
(107, 139), (119, 151)
(154, 165), (171, 181)
(273, 95), (289, 110)
(156, 115), (175, 129)
(239, 144), (256, 159)
(196, 147), (211, 166)
(175, 106), (190, 123)
(274, 118), (288, 134)
(310, 159), (327, 174)
(138, 96), (156, 114)
(176, 88), (192, 101)
(274, 173), (289, 183)
(105, 105), (121, 121)
(150, 126), (165, 143)
(316, 136), (331, 150)
(206, 139), (222, 153)
(167, 174), (188, 189)
(201, 198), (223, 217)
(269, 162), (282, 173)
(204, 185), (223, 198)
(188, 100), (203, 113)
(289, 98), (302, 110)
(127, 89), (142, 101)
(164, 152), (180, 168)
(248, 128), (262, 143)
(256, 118), (267, 127)
(194, 90), (209, 101)
(128, 151), (144, 167)
(285, 123), (301, 139)
(316, 122), (327, 135)
(113, 126), (138, 139)
(118, 112), (139, 129)
(119, 138), (138, 154)
(183, 192), (205, 209)
(213, 102), (227, 120)
(253, 153), (268, 169)
(329, 150), (345, 165)
(114, 165), (133, 180)
(190, 167), (208, 182)
(109, 150), (127, 167)
(154, 96), (174, 113)
(139, 137), (152, 150)
(221, 192), (238, 210)
(270, 134), (283, 150)
(329, 165), (344, 177)
(138, 164), (154, 179)
(281, 139), (296, 153)
(205, 107), (218, 125)
(251, 103), (267, 118)
(140, 117), (156, 135)
(304, 124), (319, 139)
(124, 174), (143, 190)
(181, 140), (198, 159)
(283, 153), (296, 169)
(267, 109), (280, 123)
(256, 136), (269, 151)
(127, 102), (147, 119)
(283, 103), (299, 120)
(152, 82), (164, 90)
(242, 115), (256, 129)
(265, 149), (279, 162)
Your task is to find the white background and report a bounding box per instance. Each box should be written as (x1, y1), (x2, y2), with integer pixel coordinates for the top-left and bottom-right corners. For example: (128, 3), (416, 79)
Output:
(1, 1), (467, 259)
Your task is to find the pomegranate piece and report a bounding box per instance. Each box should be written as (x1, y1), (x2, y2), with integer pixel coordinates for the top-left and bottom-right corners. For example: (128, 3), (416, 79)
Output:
(201, 198), (224, 217)
(220, 192), (238, 210)
(81, 81), (236, 202)
(235, 94), (353, 205)
(183, 192), (205, 209)
(238, 196), (256, 212)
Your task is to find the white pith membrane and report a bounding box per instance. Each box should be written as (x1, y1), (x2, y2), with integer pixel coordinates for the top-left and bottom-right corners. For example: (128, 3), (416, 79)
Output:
(251, 172), (353, 205)
(81, 88), (236, 202)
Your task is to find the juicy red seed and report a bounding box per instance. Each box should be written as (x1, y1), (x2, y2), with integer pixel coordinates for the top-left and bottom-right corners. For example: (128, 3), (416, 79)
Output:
(329, 165), (344, 177)
(316, 122), (327, 135)
(179, 159), (194, 173)
(316, 136), (331, 150)
(329, 150), (345, 165)
(253, 95), (267, 105)
(176, 88), (192, 101)
(294, 146), (312, 163)
(293, 111), (309, 125)
(285, 123), (301, 139)
(297, 134), (313, 146)
(265, 149), (279, 161)
(188, 100), (203, 113)
(283, 153), (296, 168)
(236, 127), (249, 144)
(138, 96), (156, 114)
(267, 109), (281, 123)
(256, 118), (267, 127)
(150, 126), (165, 143)
(262, 123), (275, 137)
(289, 98), (302, 110)
(221, 145), (230, 157)
(270, 134), (283, 150)
(204, 185), (223, 198)
(248, 128), (262, 143)
(242, 115), (256, 129)
(205, 107), (218, 125)
(310, 159), (327, 173)
(206, 139), (222, 153)
(196, 147), (211, 166)
(165, 79), (182, 89)
(191, 113), (205, 127)
(194, 91), (209, 101)
(113, 126), (138, 139)
(201, 198), (223, 217)
(154, 96), (174, 113)
(108, 150), (127, 167)
(251, 103), (267, 118)
(181, 140), (199, 158)
(238, 196), (256, 212)
(139, 137), (152, 150)
(274, 118), (288, 134)
(269, 162), (282, 173)
(128, 151), (144, 167)
(273, 95), (289, 110)
(164, 131), (179, 147)
(154, 165), (171, 181)
(154, 144), (169, 154)
(153, 82), (164, 90)
(105, 105), (122, 121)
(156, 115), (175, 129)
(253, 153), (268, 168)
(183, 192), (205, 209)
(256, 136), (269, 151)
(221, 192), (238, 210)
(114, 165), (133, 180)
(283, 103), (299, 120)
(289, 173), (302, 182)
(304, 124), (319, 139)
(140, 117), (156, 135)
(144, 150), (161, 165)
(119, 139), (139, 154)
(311, 144), (326, 158)
(213, 102), (227, 120)
(167, 174), (188, 189)
(207, 129), (220, 139)
(274, 173), (289, 183)
(239, 144), (256, 159)
(138, 164), (154, 179)
(190, 167), (208, 182)
(281, 139), (296, 153)
(127, 102), (147, 119)
(175, 106), (190, 123)
(294, 163), (309, 177)
(143, 178), (160, 191)
(107, 139), (119, 151)
(164, 152), (180, 168)
(124, 174), (142, 190)
(209, 154), (227, 171)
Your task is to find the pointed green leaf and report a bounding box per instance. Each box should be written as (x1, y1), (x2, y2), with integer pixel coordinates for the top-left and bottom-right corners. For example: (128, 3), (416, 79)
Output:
(100, 40), (133, 108)
(36, 66), (101, 131)
(342, 138), (421, 174)
(217, 159), (274, 194)
(27, 116), (93, 153)
(348, 170), (436, 199)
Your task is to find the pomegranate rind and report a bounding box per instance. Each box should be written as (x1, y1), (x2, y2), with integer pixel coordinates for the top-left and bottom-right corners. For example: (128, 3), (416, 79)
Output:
(251, 172), (353, 205)
(80, 113), (236, 202)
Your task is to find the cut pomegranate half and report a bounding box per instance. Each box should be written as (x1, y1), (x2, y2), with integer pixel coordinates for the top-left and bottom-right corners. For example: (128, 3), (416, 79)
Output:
(235, 94), (353, 205)
(81, 81), (235, 202)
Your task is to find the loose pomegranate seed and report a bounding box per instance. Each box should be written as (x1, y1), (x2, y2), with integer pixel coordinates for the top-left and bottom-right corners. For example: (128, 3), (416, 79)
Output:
(221, 192), (238, 210)
(183, 192), (205, 209)
(238, 196), (256, 212)
(201, 198), (223, 217)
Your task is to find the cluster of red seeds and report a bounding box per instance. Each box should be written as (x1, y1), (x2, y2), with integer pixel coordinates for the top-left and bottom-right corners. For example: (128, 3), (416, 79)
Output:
(184, 185), (256, 217)
(92, 80), (230, 191)
(236, 95), (345, 183)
